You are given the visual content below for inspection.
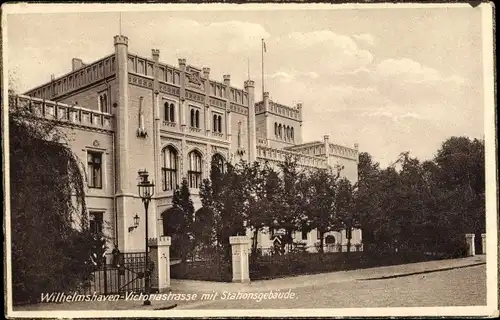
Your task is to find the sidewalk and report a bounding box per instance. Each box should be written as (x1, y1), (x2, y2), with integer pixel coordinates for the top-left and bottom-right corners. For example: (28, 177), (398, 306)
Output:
(15, 255), (485, 311)
(171, 255), (486, 294)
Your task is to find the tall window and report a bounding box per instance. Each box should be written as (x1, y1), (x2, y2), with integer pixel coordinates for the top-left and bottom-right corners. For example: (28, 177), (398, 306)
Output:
(278, 124), (282, 139)
(162, 146), (178, 191)
(89, 212), (104, 235)
(190, 108), (200, 128)
(188, 151), (203, 188)
(291, 127), (295, 141)
(274, 122), (278, 137)
(195, 110), (200, 128)
(87, 151), (102, 188)
(164, 102), (175, 122)
(98, 91), (108, 113)
(213, 114), (222, 133)
(211, 154), (225, 174)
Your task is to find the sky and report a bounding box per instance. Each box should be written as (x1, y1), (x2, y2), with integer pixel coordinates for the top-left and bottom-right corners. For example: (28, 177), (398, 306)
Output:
(5, 5), (486, 167)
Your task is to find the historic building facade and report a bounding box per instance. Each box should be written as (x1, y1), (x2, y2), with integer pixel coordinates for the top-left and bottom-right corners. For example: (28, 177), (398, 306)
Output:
(19, 35), (362, 253)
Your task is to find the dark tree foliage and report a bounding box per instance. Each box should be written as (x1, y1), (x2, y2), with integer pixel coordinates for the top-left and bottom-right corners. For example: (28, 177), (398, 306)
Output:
(170, 178), (195, 262)
(9, 95), (98, 304)
(356, 137), (485, 257)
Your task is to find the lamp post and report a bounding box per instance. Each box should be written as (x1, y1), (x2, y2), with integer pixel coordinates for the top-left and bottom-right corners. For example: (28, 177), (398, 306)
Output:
(137, 169), (155, 306)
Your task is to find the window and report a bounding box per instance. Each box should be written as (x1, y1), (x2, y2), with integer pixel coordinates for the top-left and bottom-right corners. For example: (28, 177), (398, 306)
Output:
(164, 102), (175, 122)
(211, 153), (225, 174)
(213, 113), (222, 133)
(274, 122), (278, 137)
(87, 152), (102, 188)
(190, 108), (200, 128)
(188, 151), (203, 188)
(162, 146), (178, 191)
(89, 212), (104, 235)
(278, 124), (282, 139)
(291, 127), (294, 141)
(98, 91), (109, 113)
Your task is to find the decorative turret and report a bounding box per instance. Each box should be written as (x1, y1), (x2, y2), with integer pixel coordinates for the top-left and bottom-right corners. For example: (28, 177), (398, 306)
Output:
(151, 49), (160, 60)
(202, 67), (210, 79)
(245, 79), (256, 163)
(263, 91), (270, 111)
(178, 58), (186, 70)
(223, 74), (231, 86)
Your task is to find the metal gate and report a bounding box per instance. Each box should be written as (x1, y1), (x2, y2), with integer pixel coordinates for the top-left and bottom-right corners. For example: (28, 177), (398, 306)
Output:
(84, 252), (146, 295)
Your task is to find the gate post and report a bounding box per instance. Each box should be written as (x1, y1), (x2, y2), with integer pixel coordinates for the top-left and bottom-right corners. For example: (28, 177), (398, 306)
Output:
(481, 233), (486, 255)
(229, 236), (251, 283)
(465, 233), (475, 256)
(148, 236), (172, 293)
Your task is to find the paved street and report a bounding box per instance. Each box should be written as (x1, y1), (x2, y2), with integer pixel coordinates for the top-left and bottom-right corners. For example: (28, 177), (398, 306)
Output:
(177, 264), (486, 309)
(15, 256), (486, 311)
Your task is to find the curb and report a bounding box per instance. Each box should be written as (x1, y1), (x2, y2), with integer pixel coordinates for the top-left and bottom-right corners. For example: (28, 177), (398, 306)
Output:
(358, 262), (486, 281)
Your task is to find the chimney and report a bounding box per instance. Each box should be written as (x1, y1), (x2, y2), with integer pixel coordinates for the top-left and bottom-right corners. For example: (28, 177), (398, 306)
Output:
(72, 58), (85, 71)
(223, 74), (231, 86)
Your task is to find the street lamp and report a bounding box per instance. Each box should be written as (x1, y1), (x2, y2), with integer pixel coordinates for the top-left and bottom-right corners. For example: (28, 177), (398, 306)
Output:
(137, 169), (155, 306)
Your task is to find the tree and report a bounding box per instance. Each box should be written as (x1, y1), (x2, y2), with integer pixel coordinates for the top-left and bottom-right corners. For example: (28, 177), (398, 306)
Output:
(335, 177), (359, 253)
(275, 156), (306, 251)
(170, 178), (195, 262)
(246, 162), (282, 255)
(305, 167), (338, 252)
(9, 90), (97, 304)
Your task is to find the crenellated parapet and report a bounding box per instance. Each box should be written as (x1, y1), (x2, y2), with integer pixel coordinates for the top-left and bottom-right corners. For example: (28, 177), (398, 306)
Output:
(13, 94), (113, 132)
(24, 54), (116, 100)
(256, 145), (327, 169)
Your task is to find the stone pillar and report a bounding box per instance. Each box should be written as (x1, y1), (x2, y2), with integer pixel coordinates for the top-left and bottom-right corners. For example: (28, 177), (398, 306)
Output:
(148, 236), (172, 293)
(323, 135), (331, 165)
(465, 233), (475, 256)
(229, 236), (251, 283)
(179, 59), (187, 132)
(481, 233), (486, 254)
(114, 35), (130, 194)
(245, 80), (256, 163)
(203, 67), (211, 137)
(114, 35), (130, 250)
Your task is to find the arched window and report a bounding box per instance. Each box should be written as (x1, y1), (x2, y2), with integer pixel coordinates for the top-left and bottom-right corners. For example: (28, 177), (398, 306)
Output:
(190, 109), (195, 127)
(164, 102), (175, 122)
(169, 103), (175, 122)
(217, 115), (222, 133)
(213, 114), (218, 132)
(291, 127), (294, 141)
(188, 151), (203, 188)
(278, 124), (282, 139)
(274, 122), (278, 137)
(285, 126), (289, 141)
(195, 110), (200, 128)
(161, 146), (178, 191)
(211, 153), (225, 174)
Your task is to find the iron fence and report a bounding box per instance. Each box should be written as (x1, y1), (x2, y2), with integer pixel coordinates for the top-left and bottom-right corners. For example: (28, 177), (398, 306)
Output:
(80, 252), (147, 296)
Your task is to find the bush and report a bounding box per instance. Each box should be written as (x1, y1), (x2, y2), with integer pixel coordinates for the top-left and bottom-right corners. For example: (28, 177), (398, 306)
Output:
(249, 250), (437, 280)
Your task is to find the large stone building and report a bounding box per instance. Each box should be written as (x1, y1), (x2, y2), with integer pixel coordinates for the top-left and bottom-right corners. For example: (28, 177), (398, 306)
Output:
(17, 35), (362, 253)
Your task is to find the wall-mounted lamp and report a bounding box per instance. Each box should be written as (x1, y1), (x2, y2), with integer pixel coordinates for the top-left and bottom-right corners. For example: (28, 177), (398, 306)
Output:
(128, 213), (140, 232)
